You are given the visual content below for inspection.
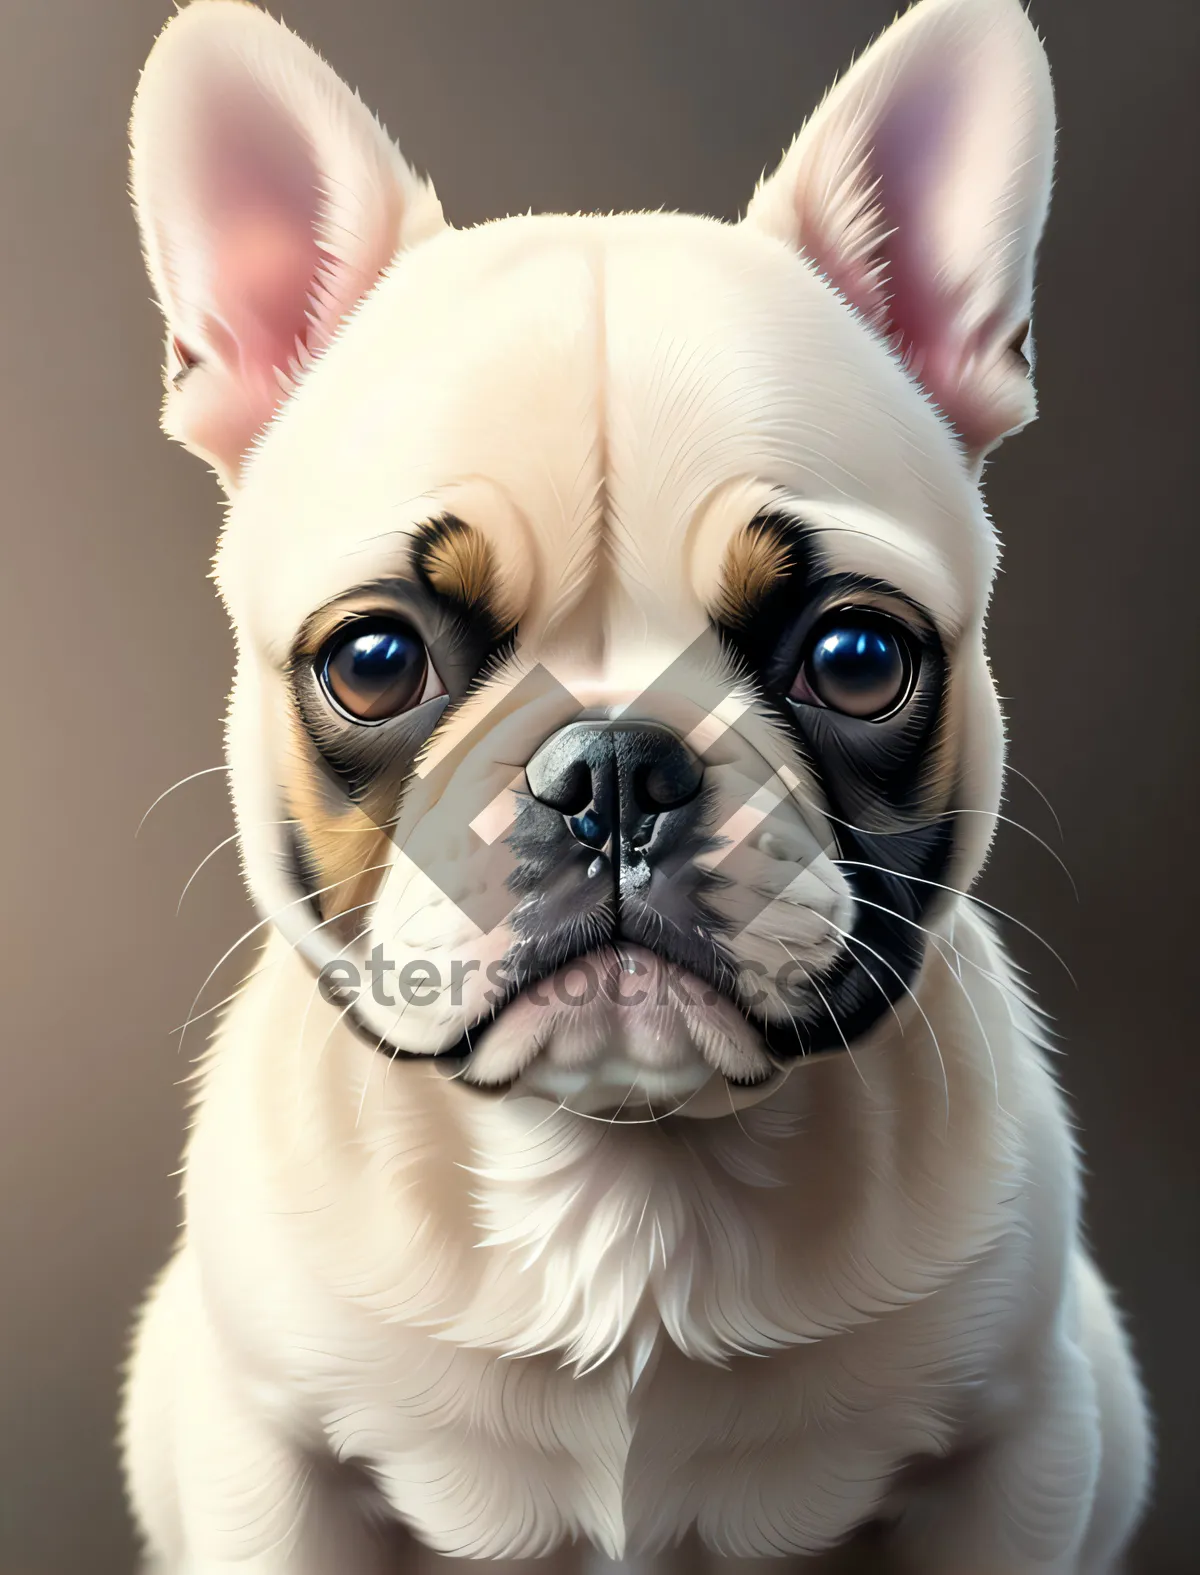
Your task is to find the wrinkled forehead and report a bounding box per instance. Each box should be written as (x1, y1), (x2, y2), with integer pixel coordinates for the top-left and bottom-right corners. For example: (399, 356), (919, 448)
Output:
(218, 212), (990, 659)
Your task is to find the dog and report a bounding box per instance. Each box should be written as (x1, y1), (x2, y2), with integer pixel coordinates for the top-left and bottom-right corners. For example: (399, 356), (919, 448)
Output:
(120, 1), (1151, 1569)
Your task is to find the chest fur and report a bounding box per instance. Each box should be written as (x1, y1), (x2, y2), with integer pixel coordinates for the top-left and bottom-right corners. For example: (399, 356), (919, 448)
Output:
(320, 1285), (999, 1561)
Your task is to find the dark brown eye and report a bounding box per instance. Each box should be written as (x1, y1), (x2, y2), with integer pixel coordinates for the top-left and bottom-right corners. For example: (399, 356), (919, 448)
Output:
(789, 612), (916, 720)
(318, 619), (437, 723)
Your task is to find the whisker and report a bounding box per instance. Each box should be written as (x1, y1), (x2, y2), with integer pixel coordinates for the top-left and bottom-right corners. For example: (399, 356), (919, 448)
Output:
(781, 775), (1076, 893)
(520, 1089), (574, 1136)
(842, 891), (1045, 1028)
(883, 901), (1039, 1023)
(927, 934), (1005, 1112)
(809, 923), (907, 1038)
(175, 831), (240, 914)
(845, 927), (949, 1126)
(354, 1017), (379, 1128)
(803, 924), (951, 1122)
(723, 1076), (754, 1141)
(170, 903), (368, 1037)
(942, 907), (1020, 1029)
(171, 982), (249, 1037)
(175, 817), (309, 912)
(179, 865), (392, 1063)
(834, 859), (1075, 986)
(171, 977), (258, 1080)
(1005, 763), (1064, 844)
(136, 764), (232, 837)
(775, 939), (869, 1094)
(294, 912), (375, 1078)
(944, 807), (1076, 898)
(605, 1074), (641, 1130)
(563, 1083), (710, 1125)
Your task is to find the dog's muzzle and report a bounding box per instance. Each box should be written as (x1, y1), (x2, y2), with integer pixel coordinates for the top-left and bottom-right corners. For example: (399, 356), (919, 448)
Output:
(441, 717), (782, 1115)
(525, 718), (705, 893)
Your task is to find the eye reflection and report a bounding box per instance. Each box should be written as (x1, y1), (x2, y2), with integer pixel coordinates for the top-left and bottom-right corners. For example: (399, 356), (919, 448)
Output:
(790, 614), (915, 720)
(318, 619), (436, 723)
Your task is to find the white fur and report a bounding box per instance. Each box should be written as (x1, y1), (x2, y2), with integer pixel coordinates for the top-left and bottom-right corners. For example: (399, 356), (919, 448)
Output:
(122, 2), (1150, 1570)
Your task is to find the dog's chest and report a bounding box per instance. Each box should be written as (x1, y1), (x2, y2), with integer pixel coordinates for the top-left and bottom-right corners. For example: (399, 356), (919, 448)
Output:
(343, 1313), (951, 1560)
(309, 1080), (999, 1558)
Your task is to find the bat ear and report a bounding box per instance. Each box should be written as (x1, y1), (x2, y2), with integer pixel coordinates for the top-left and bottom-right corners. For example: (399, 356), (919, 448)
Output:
(745, 0), (1055, 467)
(129, 1), (445, 487)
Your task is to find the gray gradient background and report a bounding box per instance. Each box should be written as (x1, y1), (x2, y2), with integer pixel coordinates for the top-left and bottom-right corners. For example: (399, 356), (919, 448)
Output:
(1, 1), (1195, 1570)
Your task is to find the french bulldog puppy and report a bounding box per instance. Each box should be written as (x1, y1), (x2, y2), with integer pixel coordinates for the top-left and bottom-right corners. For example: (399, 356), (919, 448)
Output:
(121, 1), (1150, 1570)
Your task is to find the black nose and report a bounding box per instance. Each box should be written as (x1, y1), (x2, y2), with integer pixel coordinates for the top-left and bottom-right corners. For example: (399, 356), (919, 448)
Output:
(526, 720), (704, 857)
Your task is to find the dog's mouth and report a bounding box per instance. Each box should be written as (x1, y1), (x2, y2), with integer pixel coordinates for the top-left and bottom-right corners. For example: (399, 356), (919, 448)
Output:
(438, 944), (781, 1118)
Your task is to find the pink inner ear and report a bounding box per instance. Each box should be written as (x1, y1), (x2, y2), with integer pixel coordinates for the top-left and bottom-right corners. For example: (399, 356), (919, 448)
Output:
(192, 84), (325, 392)
(792, 71), (965, 369)
(831, 70), (1018, 453)
(208, 214), (321, 383)
(869, 76), (970, 385)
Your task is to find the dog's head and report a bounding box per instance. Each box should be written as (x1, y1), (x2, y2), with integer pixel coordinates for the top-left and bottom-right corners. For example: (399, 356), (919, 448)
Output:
(130, 0), (1054, 1116)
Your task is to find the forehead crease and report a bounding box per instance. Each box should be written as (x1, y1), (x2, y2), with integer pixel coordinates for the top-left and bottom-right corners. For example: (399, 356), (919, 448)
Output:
(598, 224), (980, 593)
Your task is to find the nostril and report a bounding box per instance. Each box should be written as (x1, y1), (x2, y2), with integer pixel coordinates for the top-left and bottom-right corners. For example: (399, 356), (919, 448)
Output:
(637, 752), (704, 813)
(526, 753), (593, 815)
(555, 772), (594, 817)
(526, 721), (703, 854)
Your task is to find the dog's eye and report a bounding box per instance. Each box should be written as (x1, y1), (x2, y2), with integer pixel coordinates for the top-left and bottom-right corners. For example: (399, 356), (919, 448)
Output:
(318, 619), (442, 723)
(789, 613), (916, 720)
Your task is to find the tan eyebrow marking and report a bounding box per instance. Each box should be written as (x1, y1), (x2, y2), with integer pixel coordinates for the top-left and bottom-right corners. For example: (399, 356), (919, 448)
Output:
(413, 514), (498, 611)
(714, 519), (795, 627)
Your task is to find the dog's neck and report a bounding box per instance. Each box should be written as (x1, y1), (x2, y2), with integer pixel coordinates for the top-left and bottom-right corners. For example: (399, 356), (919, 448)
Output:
(233, 900), (1034, 1374)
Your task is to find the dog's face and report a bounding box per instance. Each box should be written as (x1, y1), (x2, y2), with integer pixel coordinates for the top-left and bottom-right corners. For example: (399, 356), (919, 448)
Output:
(131, 0), (1054, 1116)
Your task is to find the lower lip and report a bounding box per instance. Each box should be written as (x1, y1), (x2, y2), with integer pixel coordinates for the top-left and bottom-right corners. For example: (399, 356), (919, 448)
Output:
(518, 1054), (716, 1117)
(457, 945), (777, 1107)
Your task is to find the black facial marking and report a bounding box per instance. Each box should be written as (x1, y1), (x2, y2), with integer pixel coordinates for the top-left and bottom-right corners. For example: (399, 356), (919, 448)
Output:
(775, 599), (946, 826)
(290, 568), (510, 806)
(758, 819), (956, 1060)
(713, 510), (956, 1057)
(724, 518), (946, 815)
